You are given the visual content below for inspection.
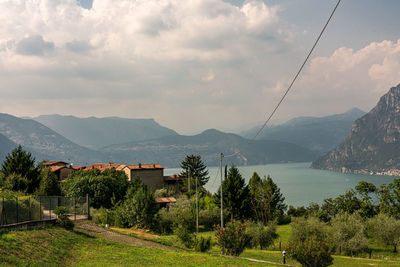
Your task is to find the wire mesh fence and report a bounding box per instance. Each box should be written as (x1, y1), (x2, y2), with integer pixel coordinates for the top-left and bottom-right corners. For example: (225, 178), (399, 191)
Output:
(0, 195), (89, 226)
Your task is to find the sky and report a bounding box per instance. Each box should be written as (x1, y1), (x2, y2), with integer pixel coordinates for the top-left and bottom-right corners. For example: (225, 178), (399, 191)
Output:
(1, 0), (400, 135)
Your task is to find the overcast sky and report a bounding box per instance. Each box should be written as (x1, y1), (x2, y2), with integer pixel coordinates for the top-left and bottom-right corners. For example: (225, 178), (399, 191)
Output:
(1, 0), (400, 134)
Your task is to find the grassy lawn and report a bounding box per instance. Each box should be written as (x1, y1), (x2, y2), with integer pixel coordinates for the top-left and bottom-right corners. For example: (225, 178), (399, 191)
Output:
(0, 227), (276, 266)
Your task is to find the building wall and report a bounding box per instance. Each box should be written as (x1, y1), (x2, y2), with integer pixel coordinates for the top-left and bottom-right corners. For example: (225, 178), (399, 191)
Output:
(129, 169), (164, 192)
(59, 168), (74, 180)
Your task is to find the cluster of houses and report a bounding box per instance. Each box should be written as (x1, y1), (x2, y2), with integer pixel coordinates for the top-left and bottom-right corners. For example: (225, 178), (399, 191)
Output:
(42, 161), (183, 205)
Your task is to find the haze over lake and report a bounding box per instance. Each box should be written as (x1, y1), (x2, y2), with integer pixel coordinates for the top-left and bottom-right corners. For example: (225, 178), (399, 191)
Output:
(166, 162), (395, 207)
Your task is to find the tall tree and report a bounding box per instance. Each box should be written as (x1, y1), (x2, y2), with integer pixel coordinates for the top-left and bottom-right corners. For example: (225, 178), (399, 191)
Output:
(180, 155), (209, 192)
(379, 178), (400, 218)
(367, 213), (400, 252)
(248, 172), (286, 224)
(0, 146), (40, 193)
(215, 165), (249, 220)
(37, 167), (62, 196)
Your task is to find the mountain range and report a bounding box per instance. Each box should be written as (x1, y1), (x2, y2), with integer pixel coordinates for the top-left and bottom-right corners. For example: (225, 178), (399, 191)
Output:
(0, 106), (367, 168)
(32, 115), (178, 149)
(241, 108), (366, 154)
(312, 83), (400, 175)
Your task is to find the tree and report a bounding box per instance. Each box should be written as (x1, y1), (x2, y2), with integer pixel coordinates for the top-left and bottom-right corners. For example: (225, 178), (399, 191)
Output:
(248, 172), (286, 224)
(355, 181), (377, 218)
(331, 212), (369, 256)
(367, 213), (400, 252)
(288, 217), (333, 267)
(36, 168), (62, 196)
(215, 165), (249, 220)
(180, 155), (209, 192)
(379, 178), (400, 218)
(63, 169), (128, 209)
(0, 146), (40, 193)
(115, 182), (158, 229)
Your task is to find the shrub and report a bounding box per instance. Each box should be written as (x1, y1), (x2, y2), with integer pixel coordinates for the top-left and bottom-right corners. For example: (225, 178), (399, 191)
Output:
(290, 217), (328, 243)
(331, 212), (369, 256)
(199, 207), (220, 230)
(155, 208), (174, 234)
(36, 168), (62, 196)
(92, 207), (115, 226)
(247, 221), (278, 249)
(287, 237), (333, 267)
(175, 224), (194, 248)
(215, 220), (250, 256)
(54, 206), (74, 230)
(195, 236), (212, 252)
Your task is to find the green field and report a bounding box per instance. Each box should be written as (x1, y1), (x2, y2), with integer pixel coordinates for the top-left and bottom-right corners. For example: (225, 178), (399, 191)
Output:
(1, 225), (400, 266)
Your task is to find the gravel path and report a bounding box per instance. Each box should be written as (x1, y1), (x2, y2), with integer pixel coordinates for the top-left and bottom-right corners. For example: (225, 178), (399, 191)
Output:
(74, 220), (182, 252)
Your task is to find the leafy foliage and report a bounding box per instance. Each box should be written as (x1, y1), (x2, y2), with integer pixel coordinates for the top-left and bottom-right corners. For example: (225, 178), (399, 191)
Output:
(114, 177), (158, 229)
(287, 237), (333, 267)
(331, 212), (369, 256)
(54, 206), (74, 230)
(63, 169), (128, 209)
(247, 221), (278, 250)
(0, 146), (40, 193)
(180, 154), (209, 192)
(36, 168), (62, 196)
(215, 220), (250, 256)
(248, 172), (286, 224)
(367, 213), (400, 252)
(195, 236), (212, 252)
(290, 217), (328, 243)
(215, 165), (249, 220)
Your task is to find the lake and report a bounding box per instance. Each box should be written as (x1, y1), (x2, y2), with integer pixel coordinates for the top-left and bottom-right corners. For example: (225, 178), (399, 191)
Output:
(165, 162), (396, 207)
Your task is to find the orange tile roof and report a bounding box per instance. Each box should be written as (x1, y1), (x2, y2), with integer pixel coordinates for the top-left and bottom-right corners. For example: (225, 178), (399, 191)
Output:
(71, 166), (85, 170)
(124, 164), (164, 170)
(50, 166), (66, 172)
(156, 197), (177, 203)
(83, 163), (122, 172)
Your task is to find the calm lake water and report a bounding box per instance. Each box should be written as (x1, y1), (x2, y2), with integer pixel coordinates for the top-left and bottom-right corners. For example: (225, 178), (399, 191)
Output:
(165, 162), (396, 207)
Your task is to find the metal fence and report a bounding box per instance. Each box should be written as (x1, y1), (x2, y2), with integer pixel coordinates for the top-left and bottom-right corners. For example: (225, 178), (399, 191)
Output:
(0, 195), (89, 226)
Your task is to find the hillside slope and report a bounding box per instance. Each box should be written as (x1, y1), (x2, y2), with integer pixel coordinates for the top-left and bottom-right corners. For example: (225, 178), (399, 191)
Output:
(33, 115), (178, 149)
(0, 113), (106, 165)
(241, 108), (365, 153)
(312, 84), (400, 175)
(0, 133), (17, 163)
(104, 129), (318, 167)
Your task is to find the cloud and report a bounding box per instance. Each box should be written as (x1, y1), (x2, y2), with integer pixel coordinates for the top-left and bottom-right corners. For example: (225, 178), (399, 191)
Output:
(16, 35), (54, 56)
(279, 39), (400, 117)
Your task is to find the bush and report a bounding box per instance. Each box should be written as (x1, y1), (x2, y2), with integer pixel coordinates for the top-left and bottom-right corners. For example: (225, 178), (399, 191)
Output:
(175, 224), (194, 248)
(331, 212), (369, 256)
(195, 236), (212, 252)
(199, 207), (220, 230)
(215, 220), (250, 256)
(36, 168), (62, 196)
(155, 208), (174, 234)
(54, 206), (74, 230)
(247, 221), (278, 250)
(92, 207), (115, 226)
(290, 217), (328, 243)
(287, 237), (333, 267)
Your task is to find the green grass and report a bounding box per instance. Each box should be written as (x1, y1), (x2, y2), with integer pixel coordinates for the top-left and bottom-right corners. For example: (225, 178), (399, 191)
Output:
(0, 227), (275, 266)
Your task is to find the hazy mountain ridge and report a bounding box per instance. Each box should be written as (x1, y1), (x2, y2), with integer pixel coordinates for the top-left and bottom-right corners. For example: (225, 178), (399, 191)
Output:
(0, 113), (106, 165)
(33, 114), (178, 149)
(312, 83), (400, 175)
(103, 129), (318, 168)
(241, 108), (366, 153)
(0, 133), (17, 163)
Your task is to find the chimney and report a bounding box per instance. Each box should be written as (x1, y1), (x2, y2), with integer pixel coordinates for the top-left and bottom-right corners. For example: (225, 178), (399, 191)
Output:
(139, 163), (142, 168)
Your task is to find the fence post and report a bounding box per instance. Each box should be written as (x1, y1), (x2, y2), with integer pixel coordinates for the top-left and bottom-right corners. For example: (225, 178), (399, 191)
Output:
(39, 196), (42, 221)
(28, 197), (31, 221)
(74, 197), (76, 221)
(1, 197), (4, 225)
(49, 197), (52, 220)
(86, 194), (90, 220)
(16, 197), (18, 223)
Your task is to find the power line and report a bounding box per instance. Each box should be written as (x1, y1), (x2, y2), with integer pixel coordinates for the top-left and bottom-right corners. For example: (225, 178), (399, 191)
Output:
(251, 0), (342, 141)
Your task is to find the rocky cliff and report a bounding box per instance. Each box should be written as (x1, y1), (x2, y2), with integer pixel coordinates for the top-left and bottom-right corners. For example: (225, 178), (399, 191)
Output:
(311, 83), (400, 175)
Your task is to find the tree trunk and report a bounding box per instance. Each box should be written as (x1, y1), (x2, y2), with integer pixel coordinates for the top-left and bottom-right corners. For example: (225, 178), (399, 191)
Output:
(394, 245), (397, 253)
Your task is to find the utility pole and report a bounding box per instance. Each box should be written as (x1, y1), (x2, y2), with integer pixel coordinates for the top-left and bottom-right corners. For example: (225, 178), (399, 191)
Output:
(188, 168), (190, 193)
(220, 152), (224, 228)
(195, 173), (199, 234)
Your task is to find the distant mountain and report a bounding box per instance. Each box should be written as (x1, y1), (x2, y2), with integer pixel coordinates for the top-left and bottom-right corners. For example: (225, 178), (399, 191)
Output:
(312, 83), (400, 175)
(103, 129), (319, 168)
(241, 108), (366, 154)
(0, 133), (17, 163)
(33, 115), (178, 149)
(0, 113), (106, 165)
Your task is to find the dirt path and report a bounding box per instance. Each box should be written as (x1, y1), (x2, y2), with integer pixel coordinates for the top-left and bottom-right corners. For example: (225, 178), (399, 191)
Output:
(74, 220), (182, 252)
